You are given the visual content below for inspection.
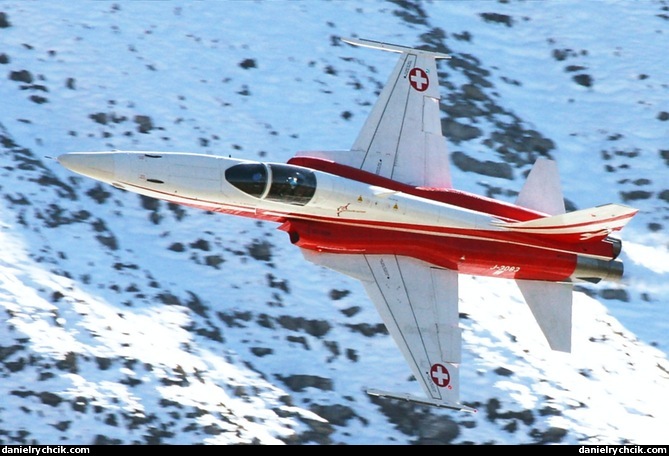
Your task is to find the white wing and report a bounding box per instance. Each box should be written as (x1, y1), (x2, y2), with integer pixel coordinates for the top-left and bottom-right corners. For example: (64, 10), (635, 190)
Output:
(296, 38), (452, 188)
(301, 250), (473, 411)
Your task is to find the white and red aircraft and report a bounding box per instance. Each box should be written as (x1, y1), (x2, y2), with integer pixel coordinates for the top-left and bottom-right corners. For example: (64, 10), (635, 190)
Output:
(58, 37), (638, 412)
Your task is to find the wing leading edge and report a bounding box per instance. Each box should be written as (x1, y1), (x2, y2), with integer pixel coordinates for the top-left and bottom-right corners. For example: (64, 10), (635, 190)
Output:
(301, 249), (475, 412)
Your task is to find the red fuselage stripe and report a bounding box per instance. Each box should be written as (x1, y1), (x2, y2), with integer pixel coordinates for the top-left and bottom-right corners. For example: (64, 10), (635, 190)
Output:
(281, 219), (577, 281)
(288, 156), (546, 222)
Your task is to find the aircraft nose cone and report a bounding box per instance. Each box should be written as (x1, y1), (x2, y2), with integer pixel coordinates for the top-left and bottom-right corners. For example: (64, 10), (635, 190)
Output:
(58, 152), (115, 182)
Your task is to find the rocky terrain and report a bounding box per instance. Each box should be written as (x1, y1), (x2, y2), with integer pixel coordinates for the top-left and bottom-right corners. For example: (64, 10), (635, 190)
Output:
(0, 1), (667, 445)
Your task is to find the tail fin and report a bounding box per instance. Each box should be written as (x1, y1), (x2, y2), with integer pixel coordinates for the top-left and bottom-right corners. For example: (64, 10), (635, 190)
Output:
(516, 280), (573, 352)
(515, 157), (565, 216)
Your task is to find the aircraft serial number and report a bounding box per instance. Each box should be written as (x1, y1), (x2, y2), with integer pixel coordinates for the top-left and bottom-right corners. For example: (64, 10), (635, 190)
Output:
(491, 265), (520, 274)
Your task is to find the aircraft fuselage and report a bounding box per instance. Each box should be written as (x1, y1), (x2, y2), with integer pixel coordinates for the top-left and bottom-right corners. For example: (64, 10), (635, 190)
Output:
(58, 151), (623, 284)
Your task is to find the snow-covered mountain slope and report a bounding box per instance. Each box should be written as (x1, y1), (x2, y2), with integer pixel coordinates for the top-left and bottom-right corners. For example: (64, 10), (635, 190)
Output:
(0, 0), (667, 445)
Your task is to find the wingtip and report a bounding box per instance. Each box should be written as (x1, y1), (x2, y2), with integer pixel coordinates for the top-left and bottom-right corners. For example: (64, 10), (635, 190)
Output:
(366, 388), (477, 413)
(340, 37), (451, 59)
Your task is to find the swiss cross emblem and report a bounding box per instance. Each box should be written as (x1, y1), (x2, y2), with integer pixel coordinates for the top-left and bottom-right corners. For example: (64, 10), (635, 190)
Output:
(409, 67), (429, 92)
(430, 363), (451, 388)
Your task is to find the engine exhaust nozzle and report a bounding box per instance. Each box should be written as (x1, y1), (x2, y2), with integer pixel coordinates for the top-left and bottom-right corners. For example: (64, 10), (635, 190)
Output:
(572, 256), (624, 284)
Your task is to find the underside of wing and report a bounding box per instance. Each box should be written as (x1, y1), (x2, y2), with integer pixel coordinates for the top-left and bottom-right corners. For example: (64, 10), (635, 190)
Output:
(296, 38), (452, 189)
(300, 249), (471, 411)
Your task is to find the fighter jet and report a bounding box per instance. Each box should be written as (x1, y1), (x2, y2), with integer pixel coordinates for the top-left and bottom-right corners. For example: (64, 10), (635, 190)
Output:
(58, 37), (638, 412)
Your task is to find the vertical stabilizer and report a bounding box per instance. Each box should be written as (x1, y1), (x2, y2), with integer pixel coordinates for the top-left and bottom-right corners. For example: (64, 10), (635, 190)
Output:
(516, 279), (573, 352)
(516, 158), (565, 216)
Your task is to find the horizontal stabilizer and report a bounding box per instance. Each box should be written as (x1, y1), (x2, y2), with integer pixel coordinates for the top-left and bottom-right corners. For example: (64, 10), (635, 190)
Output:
(366, 388), (477, 413)
(492, 204), (638, 240)
(516, 280), (573, 352)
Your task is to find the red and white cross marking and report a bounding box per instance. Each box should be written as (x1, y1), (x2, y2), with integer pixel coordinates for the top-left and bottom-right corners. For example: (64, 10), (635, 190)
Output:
(409, 67), (429, 92)
(430, 363), (451, 388)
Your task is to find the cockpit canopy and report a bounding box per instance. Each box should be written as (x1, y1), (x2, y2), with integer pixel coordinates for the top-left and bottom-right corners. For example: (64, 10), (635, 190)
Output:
(225, 163), (317, 206)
